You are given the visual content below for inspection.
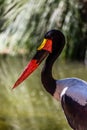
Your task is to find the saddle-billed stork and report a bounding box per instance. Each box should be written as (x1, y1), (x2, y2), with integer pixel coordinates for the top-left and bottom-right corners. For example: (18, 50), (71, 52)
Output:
(13, 29), (87, 130)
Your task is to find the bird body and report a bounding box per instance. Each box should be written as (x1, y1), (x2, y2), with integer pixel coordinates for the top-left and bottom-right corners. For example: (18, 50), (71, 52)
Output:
(60, 79), (87, 130)
(55, 78), (87, 103)
(13, 30), (87, 130)
(55, 78), (87, 130)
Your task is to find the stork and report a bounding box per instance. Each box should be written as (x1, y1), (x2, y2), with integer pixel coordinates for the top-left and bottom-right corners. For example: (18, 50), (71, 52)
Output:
(13, 29), (87, 130)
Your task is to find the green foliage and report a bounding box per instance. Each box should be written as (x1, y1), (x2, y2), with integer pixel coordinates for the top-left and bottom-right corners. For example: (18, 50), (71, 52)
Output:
(0, 0), (87, 61)
(63, 0), (87, 61)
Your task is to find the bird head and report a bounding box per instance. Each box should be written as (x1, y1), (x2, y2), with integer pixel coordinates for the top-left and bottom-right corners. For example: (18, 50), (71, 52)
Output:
(12, 29), (65, 89)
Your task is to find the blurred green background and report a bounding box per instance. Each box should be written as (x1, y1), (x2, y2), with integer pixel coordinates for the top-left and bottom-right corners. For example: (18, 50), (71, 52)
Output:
(0, 0), (87, 130)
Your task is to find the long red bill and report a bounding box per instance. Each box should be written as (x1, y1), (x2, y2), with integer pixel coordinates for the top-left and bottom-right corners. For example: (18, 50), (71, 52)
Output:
(12, 51), (49, 89)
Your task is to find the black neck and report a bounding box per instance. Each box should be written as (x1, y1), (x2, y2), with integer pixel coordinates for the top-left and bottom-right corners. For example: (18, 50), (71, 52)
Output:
(41, 30), (65, 95)
(41, 51), (59, 95)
